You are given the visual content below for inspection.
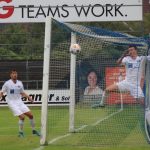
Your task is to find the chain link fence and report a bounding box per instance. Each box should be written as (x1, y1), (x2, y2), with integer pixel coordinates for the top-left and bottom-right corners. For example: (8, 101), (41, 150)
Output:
(0, 6), (150, 89)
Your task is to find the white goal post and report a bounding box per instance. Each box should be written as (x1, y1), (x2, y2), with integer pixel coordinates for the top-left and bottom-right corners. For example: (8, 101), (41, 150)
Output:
(40, 17), (52, 145)
(40, 18), (77, 145)
(69, 32), (77, 132)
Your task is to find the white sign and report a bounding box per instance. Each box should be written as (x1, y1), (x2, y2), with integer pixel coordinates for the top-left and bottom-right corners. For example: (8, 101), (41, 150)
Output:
(0, 90), (70, 106)
(0, 0), (143, 23)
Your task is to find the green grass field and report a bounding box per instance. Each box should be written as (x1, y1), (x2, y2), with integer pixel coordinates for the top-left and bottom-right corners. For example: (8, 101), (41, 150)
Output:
(0, 105), (150, 150)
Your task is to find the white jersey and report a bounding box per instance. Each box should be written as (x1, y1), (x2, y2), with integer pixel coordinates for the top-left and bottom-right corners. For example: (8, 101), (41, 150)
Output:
(122, 56), (145, 85)
(2, 79), (24, 102)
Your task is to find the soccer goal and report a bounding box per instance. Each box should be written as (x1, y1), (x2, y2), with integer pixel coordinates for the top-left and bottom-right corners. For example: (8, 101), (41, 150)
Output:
(40, 18), (150, 147)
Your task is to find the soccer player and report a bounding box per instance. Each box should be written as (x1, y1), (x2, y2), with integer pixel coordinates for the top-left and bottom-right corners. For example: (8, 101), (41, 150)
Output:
(104, 45), (146, 99)
(110, 45), (150, 139)
(0, 69), (40, 137)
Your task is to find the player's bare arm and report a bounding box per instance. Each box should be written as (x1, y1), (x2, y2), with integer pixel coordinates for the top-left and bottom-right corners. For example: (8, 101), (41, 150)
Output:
(0, 91), (4, 98)
(140, 76), (145, 89)
(21, 92), (33, 103)
(0, 91), (5, 101)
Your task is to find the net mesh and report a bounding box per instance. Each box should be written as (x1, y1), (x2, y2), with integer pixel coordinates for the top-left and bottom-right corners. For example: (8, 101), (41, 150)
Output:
(46, 19), (149, 147)
(145, 47), (150, 142)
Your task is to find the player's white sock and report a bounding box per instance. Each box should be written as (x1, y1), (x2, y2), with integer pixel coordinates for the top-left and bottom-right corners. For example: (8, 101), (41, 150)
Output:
(100, 91), (105, 106)
(30, 118), (35, 130)
(18, 119), (24, 132)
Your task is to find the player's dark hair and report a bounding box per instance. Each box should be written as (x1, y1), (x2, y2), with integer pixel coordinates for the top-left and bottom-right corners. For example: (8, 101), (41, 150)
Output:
(128, 45), (137, 50)
(10, 69), (17, 74)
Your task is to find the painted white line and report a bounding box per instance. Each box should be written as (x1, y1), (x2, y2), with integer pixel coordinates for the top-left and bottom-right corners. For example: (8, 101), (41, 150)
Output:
(92, 109), (123, 126)
(74, 125), (88, 132)
(34, 108), (123, 150)
(48, 133), (71, 144)
(33, 133), (71, 150)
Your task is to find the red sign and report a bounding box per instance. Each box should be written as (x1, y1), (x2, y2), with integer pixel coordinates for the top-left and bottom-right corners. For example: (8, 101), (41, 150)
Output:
(0, 0), (14, 19)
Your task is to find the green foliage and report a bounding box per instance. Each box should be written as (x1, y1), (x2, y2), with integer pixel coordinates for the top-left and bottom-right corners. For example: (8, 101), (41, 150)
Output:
(0, 14), (150, 60)
(0, 47), (23, 60)
(144, 13), (150, 35)
(0, 24), (44, 60)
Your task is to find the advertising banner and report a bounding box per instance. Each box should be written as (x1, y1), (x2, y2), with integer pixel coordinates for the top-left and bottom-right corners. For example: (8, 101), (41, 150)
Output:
(0, 0), (143, 23)
(0, 89), (70, 106)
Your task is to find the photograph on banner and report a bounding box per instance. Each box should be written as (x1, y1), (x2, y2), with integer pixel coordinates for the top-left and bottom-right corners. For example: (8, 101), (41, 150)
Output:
(77, 60), (104, 107)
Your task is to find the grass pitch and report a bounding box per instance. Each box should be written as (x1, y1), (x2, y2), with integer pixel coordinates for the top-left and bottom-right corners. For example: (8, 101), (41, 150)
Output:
(0, 105), (150, 150)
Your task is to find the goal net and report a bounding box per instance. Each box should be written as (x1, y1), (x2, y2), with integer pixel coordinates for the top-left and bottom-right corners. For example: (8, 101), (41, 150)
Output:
(40, 18), (150, 147)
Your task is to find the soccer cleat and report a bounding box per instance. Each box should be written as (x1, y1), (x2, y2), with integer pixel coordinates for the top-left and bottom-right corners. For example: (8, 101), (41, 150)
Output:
(99, 103), (105, 107)
(91, 103), (105, 108)
(18, 131), (24, 138)
(32, 130), (41, 136)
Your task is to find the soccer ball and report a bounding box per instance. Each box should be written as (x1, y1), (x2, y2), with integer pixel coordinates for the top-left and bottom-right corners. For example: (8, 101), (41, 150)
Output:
(70, 43), (81, 54)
